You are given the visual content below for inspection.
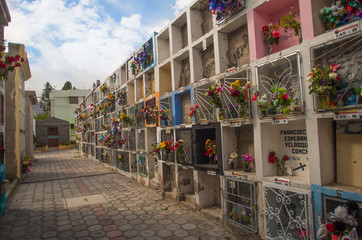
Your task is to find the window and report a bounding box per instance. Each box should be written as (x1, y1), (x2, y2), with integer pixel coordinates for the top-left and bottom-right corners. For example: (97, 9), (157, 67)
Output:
(69, 97), (78, 104)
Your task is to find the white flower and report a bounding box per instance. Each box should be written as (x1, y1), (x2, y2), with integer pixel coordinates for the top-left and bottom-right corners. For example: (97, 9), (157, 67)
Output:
(320, 9), (324, 14)
(332, 12), (339, 16)
(329, 73), (338, 80)
(331, 6), (337, 11)
(334, 206), (348, 219)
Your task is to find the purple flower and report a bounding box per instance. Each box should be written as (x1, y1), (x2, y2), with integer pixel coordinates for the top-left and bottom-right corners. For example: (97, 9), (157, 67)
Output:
(321, 79), (326, 86)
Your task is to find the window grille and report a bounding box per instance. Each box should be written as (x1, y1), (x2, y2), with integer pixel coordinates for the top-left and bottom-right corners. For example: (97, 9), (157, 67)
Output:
(175, 128), (192, 165)
(263, 182), (313, 240)
(159, 96), (173, 127)
(256, 53), (303, 117)
(137, 154), (147, 177)
(223, 178), (257, 232)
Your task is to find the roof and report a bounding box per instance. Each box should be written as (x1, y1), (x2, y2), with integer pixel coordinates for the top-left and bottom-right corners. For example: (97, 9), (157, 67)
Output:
(49, 89), (92, 99)
(0, 0), (10, 26)
(25, 91), (37, 104)
(36, 117), (69, 126)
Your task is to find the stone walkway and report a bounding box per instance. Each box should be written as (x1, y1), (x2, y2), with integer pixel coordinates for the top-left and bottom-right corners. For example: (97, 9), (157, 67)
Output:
(0, 149), (260, 240)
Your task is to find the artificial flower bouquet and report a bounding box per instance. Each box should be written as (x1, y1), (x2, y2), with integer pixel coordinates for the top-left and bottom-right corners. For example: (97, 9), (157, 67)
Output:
(262, 24), (280, 54)
(242, 154), (254, 172)
(205, 139), (217, 164)
(22, 156), (33, 173)
(117, 89), (127, 106)
(100, 84), (108, 93)
(152, 142), (161, 159)
(206, 85), (223, 109)
(174, 140), (186, 163)
(159, 141), (173, 162)
(268, 151), (289, 176)
(317, 200), (359, 240)
(319, 0), (362, 30)
(0, 44), (25, 80)
(120, 112), (132, 127)
(280, 7), (302, 39)
(188, 104), (200, 120)
(229, 80), (251, 117)
(307, 61), (341, 108)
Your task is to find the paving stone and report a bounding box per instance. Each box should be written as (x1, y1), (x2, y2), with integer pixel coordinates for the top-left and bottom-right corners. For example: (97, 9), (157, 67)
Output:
(0, 150), (256, 240)
(156, 229), (172, 238)
(174, 229), (189, 238)
(74, 230), (89, 238)
(85, 219), (99, 226)
(89, 231), (106, 238)
(174, 218), (188, 225)
(159, 218), (172, 225)
(72, 224), (87, 232)
(88, 224), (103, 232)
(133, 223), (148, 231)
(118, 224), (133, 232)
(57, 230), (74, 239)
(42, 231), (57, 238)
(106, 230), (123, 238)
(57, 225), (72, 232)
(103, 224), (117, 232)
(166, 223), (181, 231)
(129, 219), (142, 225)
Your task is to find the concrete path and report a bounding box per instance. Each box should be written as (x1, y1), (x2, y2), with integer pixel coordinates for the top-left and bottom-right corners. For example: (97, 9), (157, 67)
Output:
(0, 149), (260, 240)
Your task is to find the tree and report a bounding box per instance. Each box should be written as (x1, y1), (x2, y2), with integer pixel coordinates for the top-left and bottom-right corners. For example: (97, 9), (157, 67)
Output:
(62, 81), (72, 90)
(34, 112), (50, 120)
(40, 82), (53, 114)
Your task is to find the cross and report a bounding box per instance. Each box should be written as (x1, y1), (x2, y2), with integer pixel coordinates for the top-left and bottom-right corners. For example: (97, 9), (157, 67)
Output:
(293, 163), (307, 172)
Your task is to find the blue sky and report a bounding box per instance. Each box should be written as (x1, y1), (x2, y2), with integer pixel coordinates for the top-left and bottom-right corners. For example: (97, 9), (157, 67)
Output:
(5, 0), (194, 96)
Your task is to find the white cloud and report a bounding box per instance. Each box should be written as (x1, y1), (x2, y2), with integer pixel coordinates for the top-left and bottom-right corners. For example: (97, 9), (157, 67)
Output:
(172, 0), (194, 15)
(5, 0), (169, 96)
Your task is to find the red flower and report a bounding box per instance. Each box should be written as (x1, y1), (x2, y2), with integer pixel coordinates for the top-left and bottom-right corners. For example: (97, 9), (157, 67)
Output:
(268, 156), (275, 164)
(282, 94), (288, 100)
(15, 63), (21, 67)
(251, 94), (258, 101)
(15, 55), (20, 61)
(262, 25), (269, 32)
(195, 104), (199, 108)
(0, 62), (6, 68)
(272, 31), (280, 38)
(326, 223), (335, 233)
(155, 149), (159, 153)
(282, 155), (289, 161)
(7, 56), (15, 63)
(168, 146), (173, 150)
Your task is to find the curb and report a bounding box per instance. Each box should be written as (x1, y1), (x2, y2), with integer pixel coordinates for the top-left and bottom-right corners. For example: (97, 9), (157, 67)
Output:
(5, 178), (18, 201)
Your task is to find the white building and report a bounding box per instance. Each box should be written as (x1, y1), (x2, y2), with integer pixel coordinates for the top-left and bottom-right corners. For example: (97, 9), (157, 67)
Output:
(49, 89), (91, 141)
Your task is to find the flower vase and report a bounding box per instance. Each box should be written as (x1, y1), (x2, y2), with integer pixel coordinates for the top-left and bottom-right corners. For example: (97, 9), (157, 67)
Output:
(244, 164), (251, 172)
(317, 95), (330, 109)
(215, 108), (224, 121)
(266, 44), (272, 55)
(238, 106), (246, 118)
(275, 164), (285, 176)
(259, 110), (267, 118)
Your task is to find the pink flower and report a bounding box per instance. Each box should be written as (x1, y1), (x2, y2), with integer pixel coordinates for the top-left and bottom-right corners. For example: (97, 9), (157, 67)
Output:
(282, 94), (288, 100)
(272, 31), (280, 38)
